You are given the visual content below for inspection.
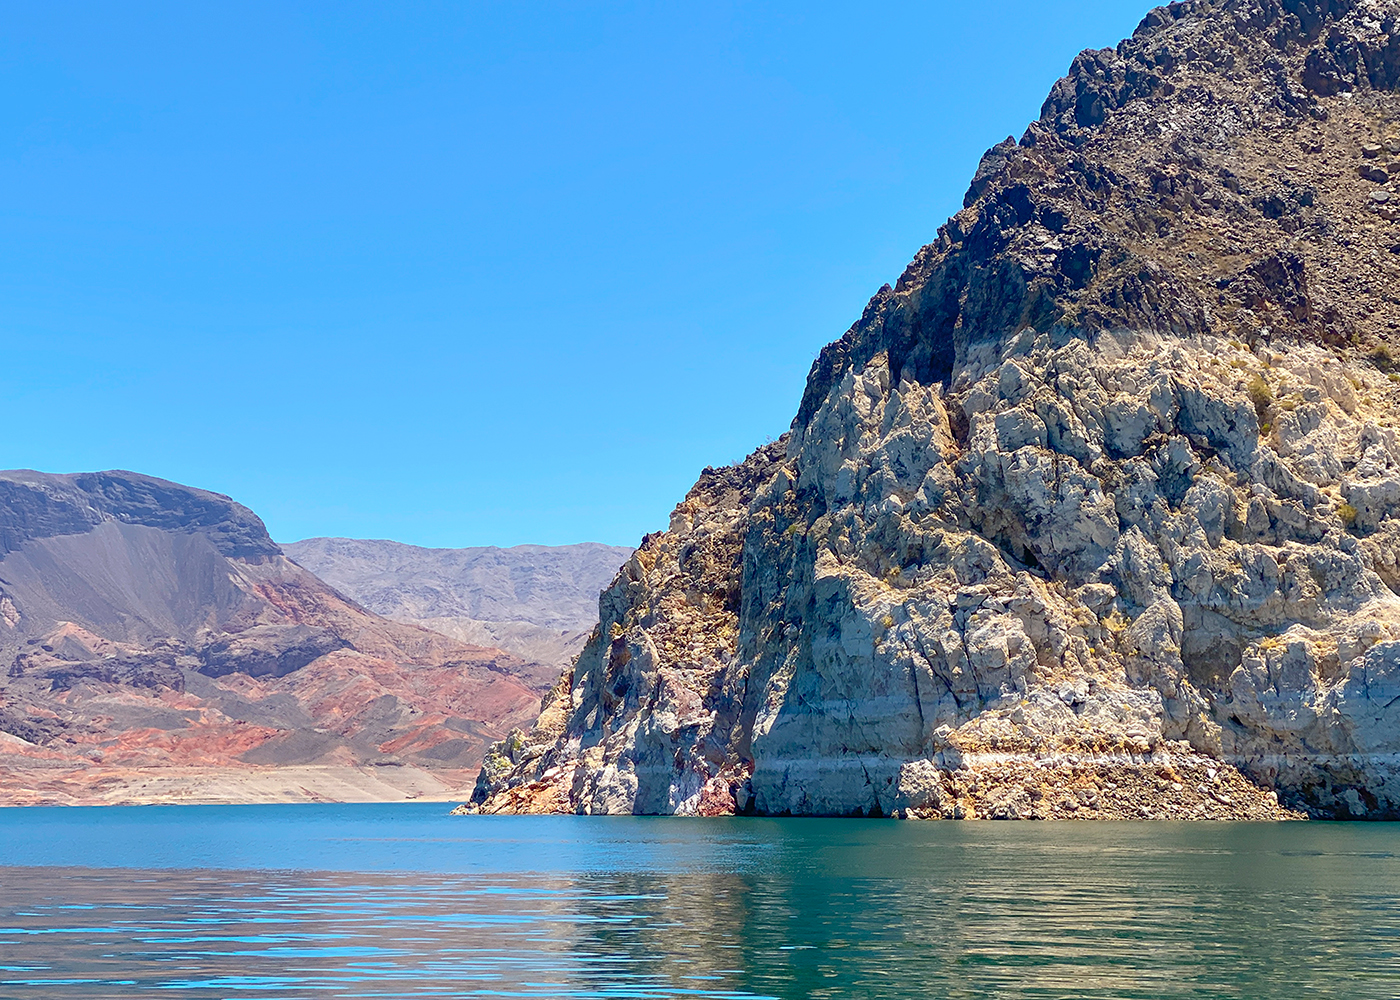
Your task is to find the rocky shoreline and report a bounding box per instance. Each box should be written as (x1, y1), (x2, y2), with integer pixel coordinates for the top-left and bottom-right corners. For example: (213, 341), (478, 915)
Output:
(456, 735), (1303, 821)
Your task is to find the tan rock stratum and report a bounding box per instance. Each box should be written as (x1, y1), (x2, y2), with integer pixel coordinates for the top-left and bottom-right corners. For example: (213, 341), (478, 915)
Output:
(466, 0), (1400, 820)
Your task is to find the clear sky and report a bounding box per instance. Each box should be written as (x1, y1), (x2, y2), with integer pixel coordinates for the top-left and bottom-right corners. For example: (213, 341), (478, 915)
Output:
(2, 1), (1149, 548)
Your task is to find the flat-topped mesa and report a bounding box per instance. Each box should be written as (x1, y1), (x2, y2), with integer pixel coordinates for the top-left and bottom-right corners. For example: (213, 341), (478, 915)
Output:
(466, 0), (1400, 820)
(0, 469), (282, 562)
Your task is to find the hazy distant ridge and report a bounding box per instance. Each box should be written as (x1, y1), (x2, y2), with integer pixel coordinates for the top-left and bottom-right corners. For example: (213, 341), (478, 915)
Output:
(282, 538), (633, 669)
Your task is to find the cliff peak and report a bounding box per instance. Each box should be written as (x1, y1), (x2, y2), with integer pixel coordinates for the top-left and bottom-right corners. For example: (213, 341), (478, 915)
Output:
(799, 0), (1400, 441)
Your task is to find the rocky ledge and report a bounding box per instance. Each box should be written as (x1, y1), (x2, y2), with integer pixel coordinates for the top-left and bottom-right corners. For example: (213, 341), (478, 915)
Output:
(463, 739), (1302, 820)
(464, 0), (1400, 820)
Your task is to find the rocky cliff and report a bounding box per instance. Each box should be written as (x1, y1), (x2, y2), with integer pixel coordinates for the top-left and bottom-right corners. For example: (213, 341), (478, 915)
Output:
(0, 470), (545, 805)
(283, 537), (632, 684)
(468, 0), (1400, 820)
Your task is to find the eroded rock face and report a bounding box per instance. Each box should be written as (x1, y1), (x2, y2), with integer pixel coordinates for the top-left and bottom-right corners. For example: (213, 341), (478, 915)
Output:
(469, 0), (1400, 820)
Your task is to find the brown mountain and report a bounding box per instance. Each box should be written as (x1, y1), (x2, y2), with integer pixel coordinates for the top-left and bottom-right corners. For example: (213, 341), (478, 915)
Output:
(0, 470), (546, 805)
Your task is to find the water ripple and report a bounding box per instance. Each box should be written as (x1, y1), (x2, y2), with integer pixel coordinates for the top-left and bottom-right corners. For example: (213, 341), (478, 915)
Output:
(1, 808), (1399, 998)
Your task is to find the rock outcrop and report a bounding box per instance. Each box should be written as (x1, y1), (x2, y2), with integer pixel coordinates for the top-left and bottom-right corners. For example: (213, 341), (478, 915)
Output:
(0, 470), (546, 805)
(283, 537), (632, 685)
(467, 0), (1400, 820)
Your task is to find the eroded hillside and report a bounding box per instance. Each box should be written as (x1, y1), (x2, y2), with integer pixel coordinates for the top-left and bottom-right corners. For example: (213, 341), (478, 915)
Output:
(0, 471), (545, 805)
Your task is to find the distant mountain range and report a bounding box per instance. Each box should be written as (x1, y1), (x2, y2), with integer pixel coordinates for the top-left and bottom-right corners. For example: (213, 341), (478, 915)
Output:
(282, 538), (632, 674)
(0, 469), (613, 806)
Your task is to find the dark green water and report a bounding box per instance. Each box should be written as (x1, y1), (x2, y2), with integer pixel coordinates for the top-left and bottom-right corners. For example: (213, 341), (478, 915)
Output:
(0, 806), (1397, 998)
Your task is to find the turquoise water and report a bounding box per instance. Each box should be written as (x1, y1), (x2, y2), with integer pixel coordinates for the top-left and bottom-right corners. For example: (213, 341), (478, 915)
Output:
(1, 806), (1398, 998)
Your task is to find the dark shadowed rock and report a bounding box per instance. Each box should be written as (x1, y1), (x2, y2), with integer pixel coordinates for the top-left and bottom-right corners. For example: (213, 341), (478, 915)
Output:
(197, 626), (350, 679)
(0, 470), (281, 560)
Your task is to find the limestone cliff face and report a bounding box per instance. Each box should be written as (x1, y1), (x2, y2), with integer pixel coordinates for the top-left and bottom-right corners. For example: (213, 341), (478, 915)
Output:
(469, 0), (1400, 820)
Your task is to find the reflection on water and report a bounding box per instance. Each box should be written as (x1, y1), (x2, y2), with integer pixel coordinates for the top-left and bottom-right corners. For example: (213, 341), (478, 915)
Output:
(1, 811), (1398, 998)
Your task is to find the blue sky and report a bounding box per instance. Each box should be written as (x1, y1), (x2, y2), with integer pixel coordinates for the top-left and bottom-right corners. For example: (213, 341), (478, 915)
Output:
(2, 1), (1149, 548)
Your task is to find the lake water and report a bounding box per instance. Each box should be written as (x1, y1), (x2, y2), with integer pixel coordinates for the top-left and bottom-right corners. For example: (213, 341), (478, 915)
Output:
(0, 806), (1398, 998)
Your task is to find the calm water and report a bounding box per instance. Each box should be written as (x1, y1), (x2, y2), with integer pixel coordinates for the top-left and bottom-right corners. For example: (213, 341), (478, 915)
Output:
(0, 806), (1397, 998)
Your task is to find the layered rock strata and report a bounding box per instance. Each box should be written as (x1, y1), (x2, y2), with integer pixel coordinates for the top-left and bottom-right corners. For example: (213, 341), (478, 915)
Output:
(467, 0), (1400, 820)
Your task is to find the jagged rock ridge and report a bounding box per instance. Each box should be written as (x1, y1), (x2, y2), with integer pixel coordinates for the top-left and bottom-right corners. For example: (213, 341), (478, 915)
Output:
(0, 470), (545, 805)
(468, 0), (1400, 821)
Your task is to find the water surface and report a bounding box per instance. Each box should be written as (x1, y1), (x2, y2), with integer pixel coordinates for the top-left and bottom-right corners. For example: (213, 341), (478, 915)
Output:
(0, 805), (1397, 998)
